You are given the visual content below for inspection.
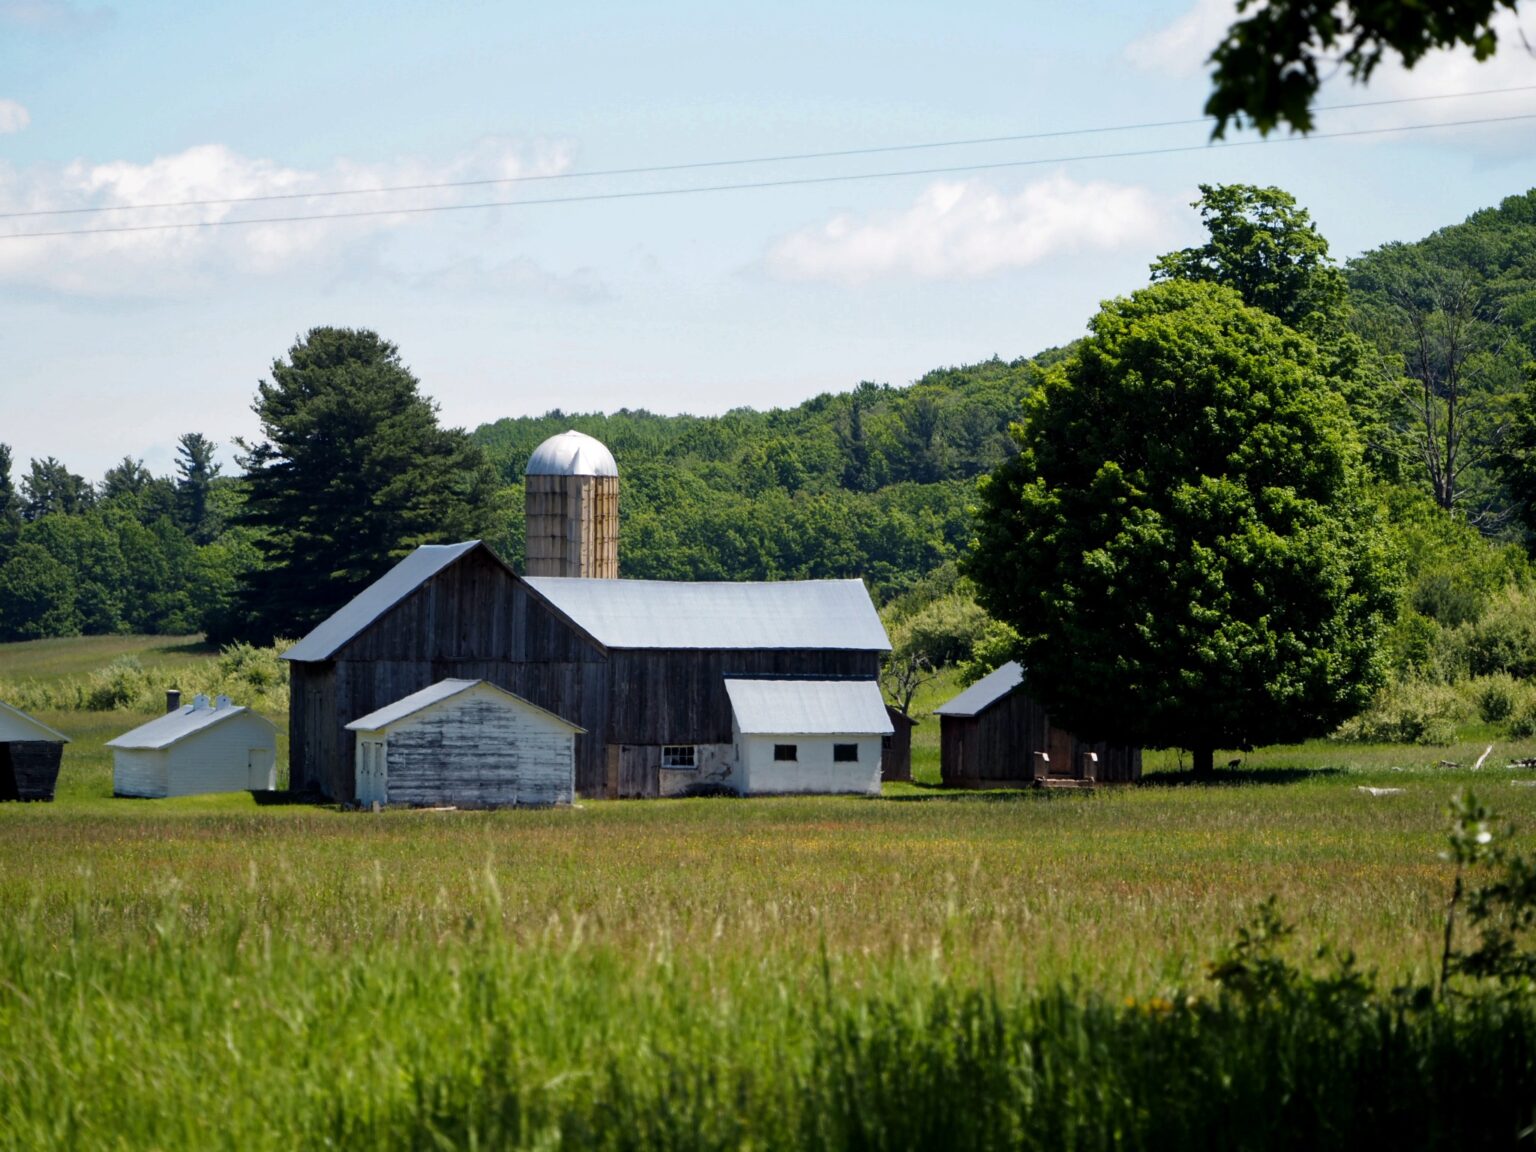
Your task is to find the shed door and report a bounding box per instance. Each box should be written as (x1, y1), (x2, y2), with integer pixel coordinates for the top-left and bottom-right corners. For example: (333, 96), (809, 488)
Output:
(248, 747), (275, 791)
(359, 740), (387, 806)
(1047, 726), (1075, 778)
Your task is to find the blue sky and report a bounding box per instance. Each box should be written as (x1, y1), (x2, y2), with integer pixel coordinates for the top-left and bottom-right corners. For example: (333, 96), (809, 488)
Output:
(2, 0), (1534, 479)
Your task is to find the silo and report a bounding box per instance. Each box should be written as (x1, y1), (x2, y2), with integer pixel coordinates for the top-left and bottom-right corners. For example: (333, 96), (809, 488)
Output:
(524, 430), (619, 578)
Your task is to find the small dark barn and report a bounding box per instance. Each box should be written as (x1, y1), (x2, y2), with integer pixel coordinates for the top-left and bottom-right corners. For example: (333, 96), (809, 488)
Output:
(0, 699), (69, 802)
(881, 705), (914, 783)
(933, 662), (1140, 787)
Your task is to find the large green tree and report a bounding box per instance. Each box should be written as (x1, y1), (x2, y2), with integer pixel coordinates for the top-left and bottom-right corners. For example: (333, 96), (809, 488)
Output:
(968, 280), (1400, 775)
(1206, 0), (1523, 136)
(233, 327), (499, 644)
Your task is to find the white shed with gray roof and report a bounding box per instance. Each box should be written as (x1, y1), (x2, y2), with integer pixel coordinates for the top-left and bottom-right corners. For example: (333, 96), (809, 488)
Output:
(724, 679), (892, 796)
(345, 679), (582, 808)
(108, 696), (277, 798)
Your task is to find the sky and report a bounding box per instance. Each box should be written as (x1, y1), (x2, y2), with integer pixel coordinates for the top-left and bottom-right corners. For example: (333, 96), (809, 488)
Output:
(2, 0), (1535, 480)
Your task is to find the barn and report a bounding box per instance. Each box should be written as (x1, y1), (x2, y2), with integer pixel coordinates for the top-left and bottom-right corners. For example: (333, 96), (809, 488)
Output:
(0, 699), (68, 802)
(109, 695), (279, 798)
(724, 678), (891, 795)
(881, 706), (915, 784)
(346, 678), (581, 808)
(282, 542), (890, 801)
(933, 662), (1141, 787)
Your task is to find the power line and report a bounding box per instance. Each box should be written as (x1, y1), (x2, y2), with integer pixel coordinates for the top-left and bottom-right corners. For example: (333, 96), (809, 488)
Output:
(5, 110), (1535, 242)
(4, 82), (1536, 223)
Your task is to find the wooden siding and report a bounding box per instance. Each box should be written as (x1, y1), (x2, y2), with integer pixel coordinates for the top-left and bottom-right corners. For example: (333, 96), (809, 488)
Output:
(0, 741), (63, 801)
(112, 748), (166, 797)
(939, 687), (1140, 787)
(525, 474), (619, 578)
(289, 547), (608, 802)
(365, 690), (574, 808)
(607, 650), (881, 746)
(115, 713), (277, 799)
(881, 706), (913, 783)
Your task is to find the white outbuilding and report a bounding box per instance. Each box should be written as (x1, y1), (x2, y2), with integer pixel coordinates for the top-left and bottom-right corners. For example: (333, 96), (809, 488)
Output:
(108, 695), (278, 798)
(345, 679), (582, 808)
(723, 678), (893, 796)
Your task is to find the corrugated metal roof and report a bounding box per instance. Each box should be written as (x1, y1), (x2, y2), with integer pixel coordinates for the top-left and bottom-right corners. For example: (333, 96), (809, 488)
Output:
(107, 701), (274, 750)
(525, 577), (891, 651)
(345, 678), (584, 733)
(525, 430), (618, 477)
(282, 541), (482, 662)
(0, 699), (69, 743)
(932, 661), (1024, 718)
(724, 678), (894, 735)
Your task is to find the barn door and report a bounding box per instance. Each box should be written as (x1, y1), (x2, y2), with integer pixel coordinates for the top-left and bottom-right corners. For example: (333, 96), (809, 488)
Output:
(247, 747), (275, 791)
(1047, 726), (1075, 778)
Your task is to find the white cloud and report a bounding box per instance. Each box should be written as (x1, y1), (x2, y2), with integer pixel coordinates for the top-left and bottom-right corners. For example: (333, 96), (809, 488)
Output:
(0, 99), (29, 133)
(0, 137), (575, 296)
(764, 174), (1177, 285)
(1124, 0), (1237, 77)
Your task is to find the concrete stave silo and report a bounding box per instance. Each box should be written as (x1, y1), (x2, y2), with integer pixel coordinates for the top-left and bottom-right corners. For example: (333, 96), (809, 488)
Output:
(524, 430), (619, 578)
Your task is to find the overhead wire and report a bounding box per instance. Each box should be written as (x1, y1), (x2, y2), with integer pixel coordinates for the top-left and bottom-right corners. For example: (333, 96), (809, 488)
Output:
(4, 106), (1536, 241)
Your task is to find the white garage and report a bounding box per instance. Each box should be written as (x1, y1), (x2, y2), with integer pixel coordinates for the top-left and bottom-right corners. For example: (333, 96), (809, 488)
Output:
(109, 695), (278, 798)
(724, 678), (892, 796)
(345, 679), (582, 808)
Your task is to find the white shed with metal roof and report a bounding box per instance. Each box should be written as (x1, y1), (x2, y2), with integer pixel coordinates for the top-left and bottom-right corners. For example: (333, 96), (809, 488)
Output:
(108, 696), (278, 798)
(724, 679), (892, 796)
(346, 679), (582, 808)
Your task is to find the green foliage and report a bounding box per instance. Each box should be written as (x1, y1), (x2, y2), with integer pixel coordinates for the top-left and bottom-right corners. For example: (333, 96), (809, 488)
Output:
(21, 455), (93, 520)
(970, 280), (1401, 767)
(1334, 680), (1471, 745)
(0, 542), (79, 640)
(174, 432), (223, 544)
(0, 640), (292, 714)
(1442, 790), (1536, 994)
(233, 327), (500, 644)
(1205, 0), (1521, 136)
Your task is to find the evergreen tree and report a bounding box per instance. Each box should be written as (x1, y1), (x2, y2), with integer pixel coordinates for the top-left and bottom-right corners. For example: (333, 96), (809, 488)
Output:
(174, 432), (223, 544)
(0, 444), (20, 530)
(233, 327), (499, 643)
(21, 456), (93, 520)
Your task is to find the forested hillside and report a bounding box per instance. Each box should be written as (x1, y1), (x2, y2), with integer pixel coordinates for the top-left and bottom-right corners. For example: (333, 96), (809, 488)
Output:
(3, 185), (1535, 747)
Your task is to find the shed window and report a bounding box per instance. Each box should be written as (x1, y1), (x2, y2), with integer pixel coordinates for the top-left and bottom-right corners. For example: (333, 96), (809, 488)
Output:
(773, 744), (798, 762)
(662, 745), (696, 770)
(834, 743), (859, 762)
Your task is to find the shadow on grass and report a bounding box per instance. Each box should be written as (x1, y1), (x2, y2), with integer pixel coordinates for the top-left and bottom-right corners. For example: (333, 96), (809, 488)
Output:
(251, 789), (332, 807)
(153, 640), (220, 658)
(1139, 766), (1344, 788)
(884, 781), (1061, 803)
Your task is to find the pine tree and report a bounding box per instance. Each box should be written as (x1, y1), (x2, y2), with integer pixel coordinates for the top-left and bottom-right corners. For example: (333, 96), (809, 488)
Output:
(174, 433), (223, 544)
(233, 327), (500, 643)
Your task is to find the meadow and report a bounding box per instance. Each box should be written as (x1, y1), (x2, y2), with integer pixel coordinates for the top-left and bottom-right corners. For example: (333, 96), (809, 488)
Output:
(4, 637), (1536, 1148)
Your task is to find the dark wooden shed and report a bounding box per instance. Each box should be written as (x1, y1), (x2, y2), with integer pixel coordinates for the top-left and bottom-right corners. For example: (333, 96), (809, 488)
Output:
(933, 662), (1140, 787)
(282, 542), (890, 802)
(0, 700), (68, 802)
(881, 705), (914, 783)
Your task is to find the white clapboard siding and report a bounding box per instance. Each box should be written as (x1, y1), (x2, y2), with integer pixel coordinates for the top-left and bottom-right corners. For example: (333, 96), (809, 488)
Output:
(737, 728), (883, 796)
(350, 680), (577, 807)
(112, 748), (167, 798)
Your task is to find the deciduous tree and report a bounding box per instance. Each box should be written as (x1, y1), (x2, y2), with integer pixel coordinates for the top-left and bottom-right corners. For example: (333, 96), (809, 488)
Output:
(967, 281), (1400, 775)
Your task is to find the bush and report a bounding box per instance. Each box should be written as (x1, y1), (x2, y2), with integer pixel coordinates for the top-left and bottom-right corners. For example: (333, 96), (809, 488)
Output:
(1457, 585), (1536, 679)
(83, 656), (149, 710)
(1335, 680), (1471, 745)
(1467, 673), (1522, 724)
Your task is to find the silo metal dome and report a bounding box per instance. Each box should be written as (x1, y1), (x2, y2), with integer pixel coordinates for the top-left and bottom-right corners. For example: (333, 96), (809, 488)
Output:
(525, 430), (618, 478)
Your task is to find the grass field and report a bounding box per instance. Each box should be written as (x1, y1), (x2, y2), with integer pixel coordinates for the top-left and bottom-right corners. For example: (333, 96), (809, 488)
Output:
(5, 636), (1536, 1147)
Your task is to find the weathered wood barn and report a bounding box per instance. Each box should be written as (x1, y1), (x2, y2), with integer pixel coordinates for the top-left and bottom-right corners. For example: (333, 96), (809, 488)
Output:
(0, 699), (68, 802)
(347, 678), (581, 808)
(282, 541), (891, 801)
(934, 662), (1141, 787)
(109, 695), (278, 798)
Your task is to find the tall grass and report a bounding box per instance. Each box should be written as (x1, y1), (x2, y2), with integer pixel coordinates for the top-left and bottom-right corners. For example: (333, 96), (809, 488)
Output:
(0, 640), (291, 714)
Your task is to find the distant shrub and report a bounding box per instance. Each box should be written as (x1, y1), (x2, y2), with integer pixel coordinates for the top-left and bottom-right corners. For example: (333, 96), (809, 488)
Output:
(1466, 673), (1522, 724)
(84, 656), (150, 710)
(1335, 680), (1470, 745)
(1456, 585), (1536, 679)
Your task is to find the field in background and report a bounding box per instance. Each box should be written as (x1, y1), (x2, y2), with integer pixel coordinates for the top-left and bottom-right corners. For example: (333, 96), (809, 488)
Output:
(7, 636), (1536, 1147)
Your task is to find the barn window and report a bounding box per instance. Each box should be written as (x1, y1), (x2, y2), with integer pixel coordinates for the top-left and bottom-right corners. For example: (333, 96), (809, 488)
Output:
(882, 735), (893, 750)
(662, 745), (696, 770)
(774, 744), (798, 762)
(834, 744), (859, 762)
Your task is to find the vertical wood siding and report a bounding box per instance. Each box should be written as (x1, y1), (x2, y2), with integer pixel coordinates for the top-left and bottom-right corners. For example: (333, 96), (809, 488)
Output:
(938, 688), (1141, 786)
(881, 707), (913, 783)
(0, 741), (63, 801)
(367, 690), (574, 807)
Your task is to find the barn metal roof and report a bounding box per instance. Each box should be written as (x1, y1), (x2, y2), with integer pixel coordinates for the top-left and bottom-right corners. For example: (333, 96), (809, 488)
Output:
(932, 661), (1024, 718)
(525, 430), (618, 478)
(724, 678), (894, 736)
(345, 678), (583, 733)
(107, 700), (274, 750)
(524, 577), (891, 651)
(282, 541), (482, 662)
(0, 699), (69, 743)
